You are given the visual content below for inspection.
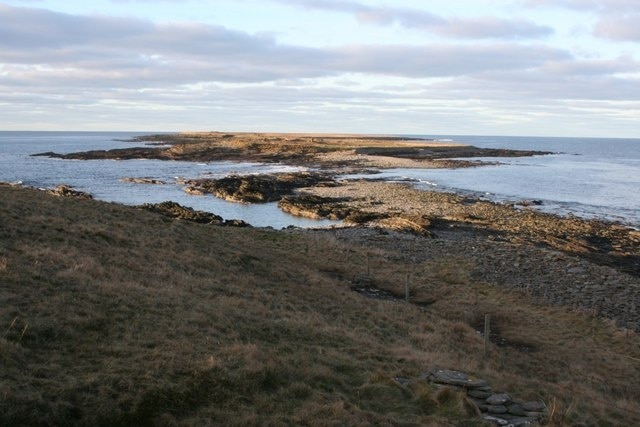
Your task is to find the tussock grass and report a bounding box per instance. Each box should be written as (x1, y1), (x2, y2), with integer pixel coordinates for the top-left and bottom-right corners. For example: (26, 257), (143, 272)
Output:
(1, 184), (640, 425)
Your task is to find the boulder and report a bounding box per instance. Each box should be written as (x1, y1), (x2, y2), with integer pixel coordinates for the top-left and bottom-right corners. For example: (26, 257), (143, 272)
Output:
(522, 401), (546, 412)
(486, 405), (508, 414)
(507, 403), (527, 416)
(468, 389), (493, 399)
(486, 393), (512, 405)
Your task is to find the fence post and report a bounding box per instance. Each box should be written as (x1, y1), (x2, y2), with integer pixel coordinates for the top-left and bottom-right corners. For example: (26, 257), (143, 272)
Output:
(484, 314), (490, 357)
(366, 254), (370, 277)
(405, 273), (410, 302)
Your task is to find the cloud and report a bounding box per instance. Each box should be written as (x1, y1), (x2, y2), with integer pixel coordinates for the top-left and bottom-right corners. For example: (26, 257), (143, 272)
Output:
(594, 13), (640, 41)
(0, 3), (567, 88)
(523, 0), (640, 41)
(523, 0), (637, 11)
(273, 0), (553, 39)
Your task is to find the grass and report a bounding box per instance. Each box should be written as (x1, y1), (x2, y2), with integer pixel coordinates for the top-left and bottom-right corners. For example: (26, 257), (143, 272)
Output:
(1, 184), (640, 426)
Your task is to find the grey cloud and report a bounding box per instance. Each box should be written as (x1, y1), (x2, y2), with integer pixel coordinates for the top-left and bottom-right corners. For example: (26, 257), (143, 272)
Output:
(331, 44), (569, 78)
(523, 0), (640, 41)
(541, 57), (639, 76)
(0, 4), (567, 88)
(274, 0), (552, 39)
(427, 65), (640, 102)
(440, 17), (552, 39)
(523, 0), (638, 11)
(594, 13), (640, 41)
(0, 4), (153, 49)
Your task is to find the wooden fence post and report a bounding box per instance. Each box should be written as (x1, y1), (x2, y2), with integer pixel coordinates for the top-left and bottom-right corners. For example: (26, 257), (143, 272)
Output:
(484, 314), (490, 357)
(405, 273), (410, 302)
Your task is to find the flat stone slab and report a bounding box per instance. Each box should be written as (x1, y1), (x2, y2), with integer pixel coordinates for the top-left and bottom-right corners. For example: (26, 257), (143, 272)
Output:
(424, 367), (489, 388)
(486, 404), (508, 414)
(487, 393), (512, 405)
(468, 389), (493, 399)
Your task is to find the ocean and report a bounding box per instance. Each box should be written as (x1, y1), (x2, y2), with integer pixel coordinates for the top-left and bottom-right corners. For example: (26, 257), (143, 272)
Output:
(0, 131), (638, 228)
(411, 135), (640, 226)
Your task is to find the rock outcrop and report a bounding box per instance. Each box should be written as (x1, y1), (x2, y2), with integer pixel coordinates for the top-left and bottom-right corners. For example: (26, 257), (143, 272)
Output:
(47, 184), (93, 200)
(120, 177), (166, 185)
(183, 172), (334, 204)
(138, 201), (250, 227)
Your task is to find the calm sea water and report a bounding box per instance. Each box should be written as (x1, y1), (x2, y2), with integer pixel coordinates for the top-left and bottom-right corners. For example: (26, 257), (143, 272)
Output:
(0, 131), (638, 228)
(0, 131), (338, 228)
(373, 134), (640, 227)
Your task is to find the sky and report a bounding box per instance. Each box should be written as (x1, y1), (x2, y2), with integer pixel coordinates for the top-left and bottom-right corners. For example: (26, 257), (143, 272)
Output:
(1, 0), (639, 137)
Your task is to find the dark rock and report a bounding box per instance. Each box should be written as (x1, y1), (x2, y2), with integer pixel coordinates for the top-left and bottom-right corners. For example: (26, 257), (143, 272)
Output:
(120, 177), (165, 185)
(223, 219), (251, 227)
(424, 367), (489, 388)
(487, 393), (512, 405)
(33, 147), (161, 160)
(185, 172), (334, 204)
(354, 145), (552, 160)
(279, 194), (362, 221)
(486, 405), (508, 414)
(467, 389), (493, 399)
(507, 403), (527, 416)
(522, 401), (546, 412)
(138, 201), (223, 224)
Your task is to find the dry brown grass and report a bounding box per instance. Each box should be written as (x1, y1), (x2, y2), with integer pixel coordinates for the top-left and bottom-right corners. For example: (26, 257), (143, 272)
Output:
(1, 184), (640, 426)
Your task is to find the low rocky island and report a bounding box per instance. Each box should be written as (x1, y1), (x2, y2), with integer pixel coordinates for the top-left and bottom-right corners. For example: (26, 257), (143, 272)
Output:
(33, 131), (552, 169)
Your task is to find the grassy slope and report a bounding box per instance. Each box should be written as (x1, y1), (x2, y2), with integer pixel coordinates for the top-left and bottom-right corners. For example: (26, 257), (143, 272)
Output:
(1, 185), (639, 426)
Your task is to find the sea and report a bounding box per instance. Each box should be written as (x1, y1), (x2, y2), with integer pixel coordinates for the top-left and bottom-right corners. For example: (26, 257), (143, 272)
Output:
(0, 131), (639, 229)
